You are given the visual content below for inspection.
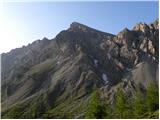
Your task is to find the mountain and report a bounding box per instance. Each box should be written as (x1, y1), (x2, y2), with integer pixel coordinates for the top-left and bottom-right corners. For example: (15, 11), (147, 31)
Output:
(1, 20), (159, 118)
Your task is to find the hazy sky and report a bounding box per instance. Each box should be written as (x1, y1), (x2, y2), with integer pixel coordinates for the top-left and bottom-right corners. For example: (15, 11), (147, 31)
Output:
(1, 1), (159, 53)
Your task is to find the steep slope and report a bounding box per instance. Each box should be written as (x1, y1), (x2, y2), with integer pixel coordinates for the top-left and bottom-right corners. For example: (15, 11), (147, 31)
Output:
(1, 20), (159, 118)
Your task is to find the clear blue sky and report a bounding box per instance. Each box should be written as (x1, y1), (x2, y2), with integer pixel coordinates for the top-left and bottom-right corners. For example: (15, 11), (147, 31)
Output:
(1, 1), (159, 53)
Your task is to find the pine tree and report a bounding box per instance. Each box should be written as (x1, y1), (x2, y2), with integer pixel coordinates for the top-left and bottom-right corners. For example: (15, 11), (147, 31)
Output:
(114, 89), (131, 118)
(133, 89), (146, 118)
(146, 82), (159, 113)
(104, 101), (113, 119)
(115, 89), (125, 118)
(85, 89), (106, 119)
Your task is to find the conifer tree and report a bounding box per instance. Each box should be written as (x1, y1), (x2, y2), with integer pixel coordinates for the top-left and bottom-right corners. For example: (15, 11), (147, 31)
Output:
(85, 89), (105, 119)
(146, 82), (159, 113)
(133, 89), (146, 118)
(115, 89), (125, 118)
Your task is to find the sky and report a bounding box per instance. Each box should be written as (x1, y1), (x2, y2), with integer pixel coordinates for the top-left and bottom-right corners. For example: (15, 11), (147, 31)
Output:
(0, 1), (159, 53)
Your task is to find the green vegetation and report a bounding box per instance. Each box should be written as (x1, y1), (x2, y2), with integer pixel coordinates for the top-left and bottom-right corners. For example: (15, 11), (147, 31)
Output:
(85, 89), (106, 119)
(2, 91), (89, 119)
(43, 96), (88, 119)
(146, 82), (159, 113)
(2, 94), (50, 119)
(3, 105), (24, 119)
(2, 82), (159, 119)
(114, 89), (132, 118)
(85, 82), (159, 119)
(133, 89), (146, 118)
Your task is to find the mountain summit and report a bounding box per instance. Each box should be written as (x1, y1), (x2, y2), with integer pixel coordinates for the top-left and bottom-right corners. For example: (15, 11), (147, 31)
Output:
(70, 22), (89, 30)
(1, 20), (159, 119)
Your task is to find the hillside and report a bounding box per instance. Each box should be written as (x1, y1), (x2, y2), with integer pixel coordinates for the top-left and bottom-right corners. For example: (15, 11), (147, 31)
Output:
(1, 19), (159, 119)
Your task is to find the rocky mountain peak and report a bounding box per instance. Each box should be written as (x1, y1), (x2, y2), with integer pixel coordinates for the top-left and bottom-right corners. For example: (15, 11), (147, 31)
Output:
(133, 19), (159, 32)
(69, 22), (90, 31)
(42, 37), (49, 41)
(153, 18), (159, 29)
(69, 21), (101, 33)
(133, 22), (148, 32)
(117, 27), (130, 35)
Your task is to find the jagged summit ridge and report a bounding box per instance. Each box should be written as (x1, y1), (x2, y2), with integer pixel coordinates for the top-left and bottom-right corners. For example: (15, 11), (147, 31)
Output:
(69, 21), (92, 31)
(69, 21), (114, 36)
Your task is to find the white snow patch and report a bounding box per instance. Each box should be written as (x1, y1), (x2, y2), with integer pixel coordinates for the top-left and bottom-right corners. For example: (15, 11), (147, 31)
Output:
(94, 59), (98, 66)
(132, 42), (136, 48)
(153, 57), (156, 60)
(57, 61), (60, 64)
(148, 54), (151, 57)
(102, 73), (108, 84)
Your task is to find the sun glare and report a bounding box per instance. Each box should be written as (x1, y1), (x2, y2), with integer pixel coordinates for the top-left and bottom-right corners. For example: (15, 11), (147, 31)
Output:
(0, 16), (24, 53)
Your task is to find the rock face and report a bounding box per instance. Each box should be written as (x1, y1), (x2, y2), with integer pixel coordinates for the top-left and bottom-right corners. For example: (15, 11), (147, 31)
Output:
(1, 20), (159, 118)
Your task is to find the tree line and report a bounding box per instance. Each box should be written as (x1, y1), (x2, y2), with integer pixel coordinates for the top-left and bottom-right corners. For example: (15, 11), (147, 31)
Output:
(85, 82), (159, 119)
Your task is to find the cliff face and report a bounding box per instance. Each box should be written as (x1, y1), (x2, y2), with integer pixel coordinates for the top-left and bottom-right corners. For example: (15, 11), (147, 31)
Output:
(1, 20), (159, 118)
